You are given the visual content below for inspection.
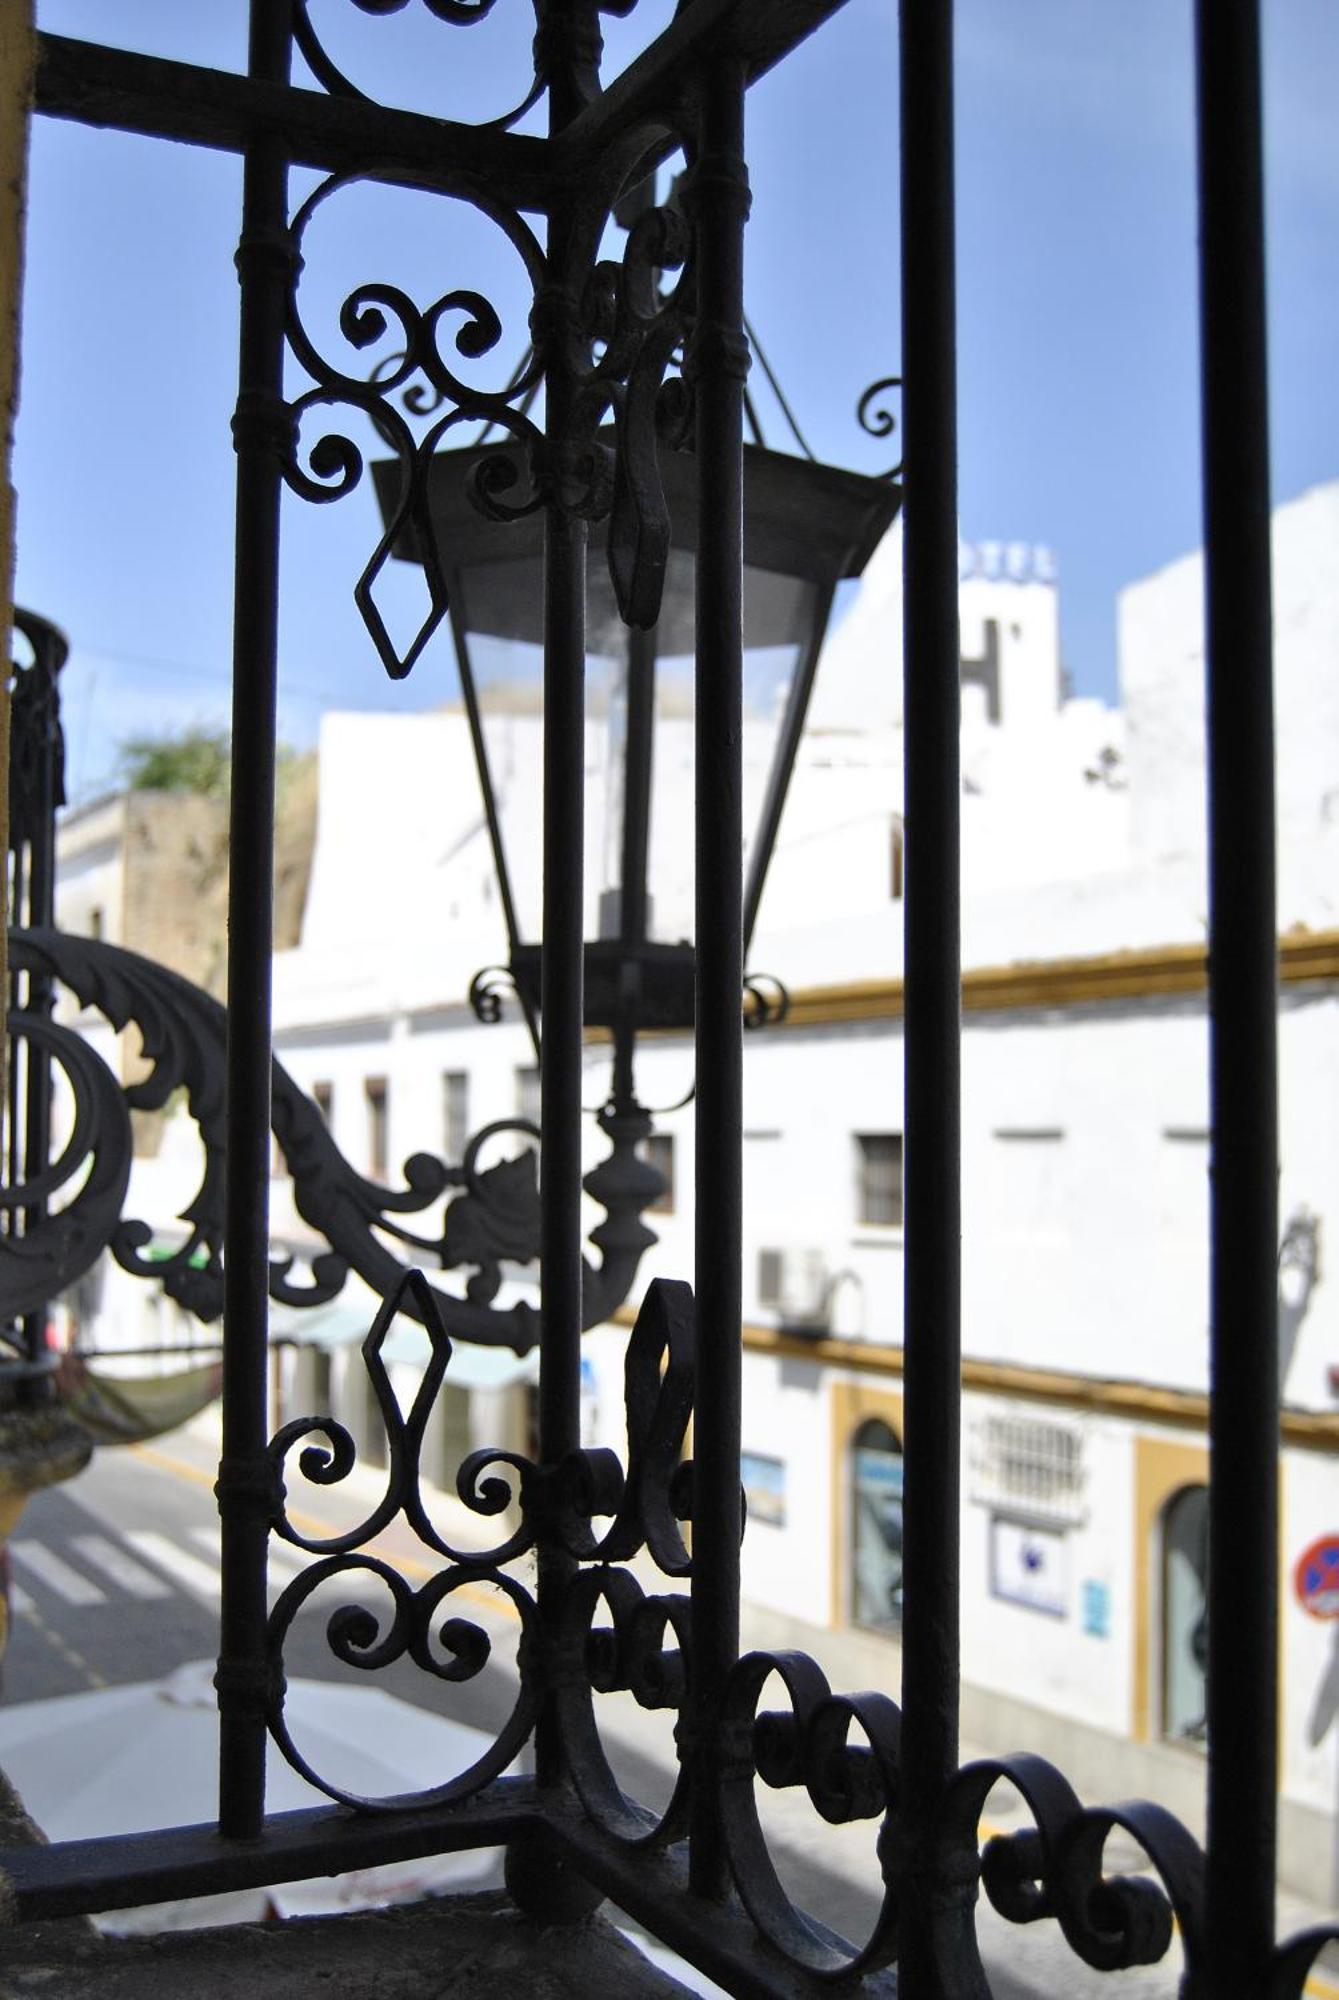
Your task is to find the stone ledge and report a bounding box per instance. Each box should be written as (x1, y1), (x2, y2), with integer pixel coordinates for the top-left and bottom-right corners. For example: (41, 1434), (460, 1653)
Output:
(0, 1889), (697, 2000)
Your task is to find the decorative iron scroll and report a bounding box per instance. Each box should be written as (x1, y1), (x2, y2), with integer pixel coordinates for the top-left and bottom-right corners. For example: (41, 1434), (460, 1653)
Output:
(276, 9), (696, 683)
(254, 1262), (1339, 1993)
(291, 0), (636, 133)
(855, 376), (903, 482)
(264, 1269), (698, 1824)
(4, 928), (664, 1351)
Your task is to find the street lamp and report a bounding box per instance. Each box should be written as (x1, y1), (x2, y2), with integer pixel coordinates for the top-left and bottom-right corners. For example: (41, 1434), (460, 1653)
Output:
(372, 421), (900, 1107)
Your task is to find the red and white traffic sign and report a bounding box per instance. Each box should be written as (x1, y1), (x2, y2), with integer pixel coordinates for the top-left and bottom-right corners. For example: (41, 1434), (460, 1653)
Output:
(1294, 1536), (1339, 1620)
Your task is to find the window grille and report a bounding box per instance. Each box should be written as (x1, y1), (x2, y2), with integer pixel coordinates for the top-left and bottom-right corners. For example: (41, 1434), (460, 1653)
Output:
(0, 4), (1327, 1996)
(970, 1413), (1087, 1526)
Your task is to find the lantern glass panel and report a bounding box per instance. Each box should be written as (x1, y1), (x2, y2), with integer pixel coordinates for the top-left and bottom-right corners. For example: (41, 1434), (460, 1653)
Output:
(373, 434), (899, 998)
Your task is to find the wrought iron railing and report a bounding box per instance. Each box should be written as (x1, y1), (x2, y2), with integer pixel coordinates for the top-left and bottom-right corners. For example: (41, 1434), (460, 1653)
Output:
(1, 4), (1335, 1996)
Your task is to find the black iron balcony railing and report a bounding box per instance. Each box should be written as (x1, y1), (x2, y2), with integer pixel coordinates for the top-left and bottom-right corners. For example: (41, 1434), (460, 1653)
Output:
(1, 4), (1336, 1997)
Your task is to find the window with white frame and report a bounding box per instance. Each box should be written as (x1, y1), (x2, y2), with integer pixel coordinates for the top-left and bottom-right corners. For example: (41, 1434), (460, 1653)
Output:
(855, 1132), (903, 1228)
(642, 1131), (674, 1214)
(443, 1069), (469, 1161)
(365, 1076), (388, 1181)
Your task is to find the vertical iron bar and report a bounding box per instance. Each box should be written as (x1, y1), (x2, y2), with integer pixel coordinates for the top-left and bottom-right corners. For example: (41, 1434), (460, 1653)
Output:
(4, 615), (64, 1381)
(531, 14), (591, 1800)
(1196, 2), (1278, 1991)
(687, 58), (749, 1900)
(17, 721), (53, 1380)
(898, 0), (962, 1991)
(216, 0), (292, 1842)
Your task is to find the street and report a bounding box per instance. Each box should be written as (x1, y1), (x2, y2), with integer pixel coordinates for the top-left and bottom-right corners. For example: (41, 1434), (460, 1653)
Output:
(0, 1431), (1313, 2000)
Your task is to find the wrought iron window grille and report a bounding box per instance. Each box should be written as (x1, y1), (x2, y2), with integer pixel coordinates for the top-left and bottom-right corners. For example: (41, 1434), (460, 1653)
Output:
(0, 4), (1332, 1997)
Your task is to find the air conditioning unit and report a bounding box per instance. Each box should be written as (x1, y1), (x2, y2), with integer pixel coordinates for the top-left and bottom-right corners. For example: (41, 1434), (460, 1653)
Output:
(758, 1247), (830, 1333)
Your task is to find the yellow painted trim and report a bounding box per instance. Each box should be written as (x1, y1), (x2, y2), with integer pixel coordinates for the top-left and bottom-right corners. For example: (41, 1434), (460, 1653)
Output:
(1131, 1438), (1209, 1743)
(591, 932), (1339, 1046)
(828, 1379), (903, 1631)
(732, 1322), (1339, 1453)
(777, 929), (1339, 1028)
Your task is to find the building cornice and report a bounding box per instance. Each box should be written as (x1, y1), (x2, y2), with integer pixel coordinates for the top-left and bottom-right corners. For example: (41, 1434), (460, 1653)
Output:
(775, 928), (1339, 1029)
(737, 1321), (1339, 1452)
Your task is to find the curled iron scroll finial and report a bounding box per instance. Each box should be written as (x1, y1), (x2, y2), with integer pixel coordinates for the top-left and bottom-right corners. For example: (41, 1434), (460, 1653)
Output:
(468, 963), (519, 1024)
(856, 375), (904, 481)
(742, 971), (789, 1031)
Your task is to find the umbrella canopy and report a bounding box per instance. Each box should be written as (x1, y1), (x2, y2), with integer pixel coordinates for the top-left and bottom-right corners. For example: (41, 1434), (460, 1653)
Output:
(0, 1660), (507, 1928)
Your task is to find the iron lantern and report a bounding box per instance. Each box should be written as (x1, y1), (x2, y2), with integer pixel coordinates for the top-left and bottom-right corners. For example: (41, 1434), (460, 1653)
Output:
(373, 431), (900, 1072)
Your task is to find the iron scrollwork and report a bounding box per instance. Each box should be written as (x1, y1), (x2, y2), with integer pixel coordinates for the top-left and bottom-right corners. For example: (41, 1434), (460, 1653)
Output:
(742, 970), (790, 1032)
(253, 1259), (1290, 1996)
(264, 1269), (699, 1827)
(856, 376), (903, 482)
(281, 166), (549, 682)
(5, 927), (662, 1350)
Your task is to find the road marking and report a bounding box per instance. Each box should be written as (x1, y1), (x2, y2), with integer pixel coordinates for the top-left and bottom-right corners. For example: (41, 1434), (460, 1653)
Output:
(1306, 1971), (1339, 2000)
(124, 1529), (221, 1604)
(12, 1540), (107, 1607)
(72, 1533), (173, 1601)
(9, 1581), (35, 1616)
(131, 1441), (218, 1495)
(135, 1439), (521, 1624)
(10, 1592), (107, 1689)
(266, 1537), (321, 1579)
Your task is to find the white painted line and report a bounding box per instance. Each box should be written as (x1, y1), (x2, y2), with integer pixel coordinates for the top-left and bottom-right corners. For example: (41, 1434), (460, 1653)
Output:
(72, 1534), (173, 1601)
(124, 1529), (220, 1604)
(264, 1538), (315, 1580)
(12, 1540), (107, 1607)
(188, 1524), (317, 1600)
(9, 1581), (35, 1617)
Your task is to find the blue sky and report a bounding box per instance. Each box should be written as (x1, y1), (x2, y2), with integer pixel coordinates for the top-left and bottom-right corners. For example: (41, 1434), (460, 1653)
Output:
(15, 1), (1339, 800)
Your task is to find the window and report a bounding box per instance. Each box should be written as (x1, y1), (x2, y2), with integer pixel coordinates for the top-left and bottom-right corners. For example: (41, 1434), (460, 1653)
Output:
(642, 1132), (674, 1214)
(515, 1065), (541, 1128)
(443, 1069), (469, 1161)
(312, 1080), (333, 1125)
(971, 1413), (1085, 1525)
(1162, 1484), (1209, 1745)
(365, 1076), (388, 1181)
(757, 1247), (782, 1307)
(856, 1133), (903, 1227)
(889, 818), (904, 901)
(851, 1418), (903, 1632)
